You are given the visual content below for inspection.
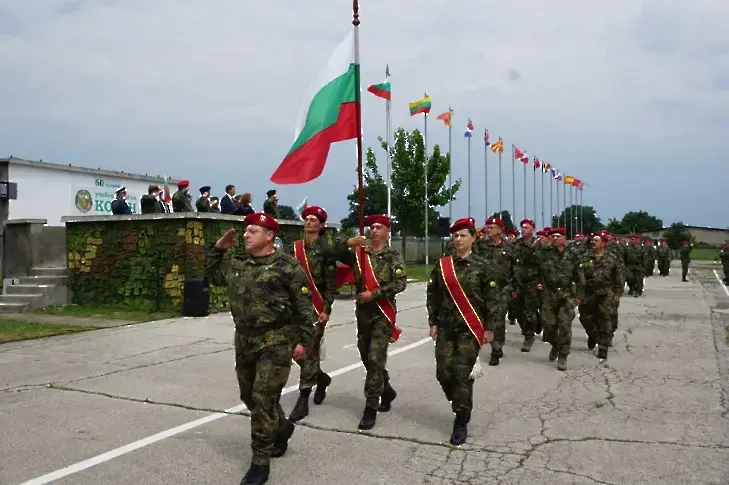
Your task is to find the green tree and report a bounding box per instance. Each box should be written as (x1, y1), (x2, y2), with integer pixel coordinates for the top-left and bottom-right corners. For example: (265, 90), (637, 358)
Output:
(619, 210), (663, 234)
(384, 128), (461, 240)
(604, 218), (624, 234)
(551, 205), (603, 238)
(277, 204), (299, 221)
(490, 210), (515, 230)
(663, 222), (692, 249)
(340, 147), (388, 231)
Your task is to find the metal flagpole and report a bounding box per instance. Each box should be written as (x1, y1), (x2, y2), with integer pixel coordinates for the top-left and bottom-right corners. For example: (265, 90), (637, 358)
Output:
(498, 151), (503, 213)
(352, 0), (366, 294)
(484, 130), (488, 219)
(467, 119), (472, 216)
(563, 181), (566, 230)
(511, 145), (516, 223)
(532, 158), (537, 221)
(550, 175), (554, 227)
(569, 185), (574, 237)
(580, 187), (584, 233)
(540, 165), (545, 228)
(385, 64), (391, 220)
(424, 101), (429, 278)
(447, 108), (453, 222)
(523, 157), (527, 221)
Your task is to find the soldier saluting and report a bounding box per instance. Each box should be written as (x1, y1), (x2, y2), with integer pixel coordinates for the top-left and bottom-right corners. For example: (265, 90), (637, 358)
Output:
(206, 213), (315, 485)
(426, 217), (494, 446)
(332, 214), (407, 430)
(287, 206), (338, 422)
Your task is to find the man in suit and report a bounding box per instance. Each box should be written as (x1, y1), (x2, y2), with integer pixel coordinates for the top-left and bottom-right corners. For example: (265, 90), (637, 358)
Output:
(220, 184), (239, 214)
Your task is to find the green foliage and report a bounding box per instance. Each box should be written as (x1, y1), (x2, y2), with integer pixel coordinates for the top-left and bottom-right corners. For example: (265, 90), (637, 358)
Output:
(340, 147), (389, 232)
(491, 210), (515, 230)
(551, 205), (603, 238)
(605, 211), (663, 234)
(66, 217), (336, 314)
(277, 204), (299, 221)
(663, 222), (693, 249)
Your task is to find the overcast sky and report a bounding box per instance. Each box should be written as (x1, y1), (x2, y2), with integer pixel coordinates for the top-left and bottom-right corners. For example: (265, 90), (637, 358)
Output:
(1, 0), (727, 228)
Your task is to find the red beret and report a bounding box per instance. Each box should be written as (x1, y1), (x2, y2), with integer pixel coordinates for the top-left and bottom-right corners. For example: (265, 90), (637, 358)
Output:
(449, 217), (476, 234)
(549, 227), (566, 236)
(536, 230), (546, 237)
(520, 219), (535, 228)
(177, 179), (190, 187)
(485, 216), (504, 227)
(574, 232), (584, 237)
(301, 206), (327, 223)
(543, 226), (552, 232)
(592, 231), (608, 242)
(365, 214), (391, 228)
(630, 235), (640, 240)
(243, 212), (279, 232)
(506, 228), (519, 236)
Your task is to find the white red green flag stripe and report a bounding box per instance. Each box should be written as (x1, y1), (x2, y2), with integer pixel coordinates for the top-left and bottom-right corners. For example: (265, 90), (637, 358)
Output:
(270, 30), (359, 184)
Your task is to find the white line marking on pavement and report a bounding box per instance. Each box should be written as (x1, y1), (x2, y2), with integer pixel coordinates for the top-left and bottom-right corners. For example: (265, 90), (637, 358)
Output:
(18, 336), (433, 485)
(713, 270), (729, 297)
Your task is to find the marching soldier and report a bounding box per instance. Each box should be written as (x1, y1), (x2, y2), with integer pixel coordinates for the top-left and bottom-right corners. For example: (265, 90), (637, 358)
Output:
(536, 227), (585, 371)
(656, 240), (672, 276)
(679, 240), (693, 281)
(196, 186), (211, 212)
(624, 235), (645, 296)
(643, 239), (656, 277)
(331, 215), (407, 430)
(205, 213), (315, 485)
(505, 228), (519, 326)
(172, 179), (193, 212)
(716, 242), (729, 284)
(287, 206), (338, 422)
(474, 216), (516, 366)
(605, 233), (625, 341)
(514, 219), (541, 352)
(580, 231), (623, 361)
(426, 217), (494, 445)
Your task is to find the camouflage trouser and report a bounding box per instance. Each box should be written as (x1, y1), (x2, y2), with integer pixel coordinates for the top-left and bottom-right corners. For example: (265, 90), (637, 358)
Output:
(434, 325), (480, 414)
(235, 331), (294, 466)
(612, 297), (620, 335)
(723, 265), (729, 281)
(681, 260), (690, 279)
(657, 258), (670, 276)
(356, 310), (392, 409)
(508, 298), (518, 324)
(644, 260), (655, 277)
(515, 284), (540, 337)
(488, 288), (510, 354)
(626, 265), (643, 293)
(295, 322), (325, 391)
(579, 292), (617, 350)
(540, 292), (575, 356)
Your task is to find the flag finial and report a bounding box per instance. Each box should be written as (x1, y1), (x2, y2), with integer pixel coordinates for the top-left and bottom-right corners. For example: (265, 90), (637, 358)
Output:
(386, 64), (390, 77)
(352, 0), (360, 26)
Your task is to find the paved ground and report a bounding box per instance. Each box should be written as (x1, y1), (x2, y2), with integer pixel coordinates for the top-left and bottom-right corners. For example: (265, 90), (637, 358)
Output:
(1, 261), (728, 485)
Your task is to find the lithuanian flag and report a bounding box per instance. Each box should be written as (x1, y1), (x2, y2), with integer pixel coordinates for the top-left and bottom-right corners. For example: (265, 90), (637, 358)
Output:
(271, 31), (358, 184)
(409, 96), (431, 116)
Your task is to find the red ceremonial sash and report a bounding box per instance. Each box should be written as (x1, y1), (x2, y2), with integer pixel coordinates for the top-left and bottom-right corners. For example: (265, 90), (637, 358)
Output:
(354, 248), (401, 343)
(439, 256), (485, 348)
(293, 239), (325, 316)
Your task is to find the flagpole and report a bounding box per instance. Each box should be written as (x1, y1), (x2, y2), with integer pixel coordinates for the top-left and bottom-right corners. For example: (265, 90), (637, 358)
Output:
(580, 187), (584, 233)
(423, 99), (429, 278)
(562, 181), (566, 230)
(385, 64), (392, 221)
(467, 120), (472, 216)
(540, 167), (545, 228)
(353, 2), (364, 239)
(549, 175), (553, 227)
(532, 158), (536, 221)
(484, 133), (488, 220)
(511, 144), (515, 225)
(447, 108), (452, 222)
(522, 157), (526, 221)
(569, 185), (574, 238)
(498, 151), (503, 213)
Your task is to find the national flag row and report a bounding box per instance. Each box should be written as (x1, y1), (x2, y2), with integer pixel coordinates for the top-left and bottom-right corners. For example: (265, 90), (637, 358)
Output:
(366, 82), (586, 192)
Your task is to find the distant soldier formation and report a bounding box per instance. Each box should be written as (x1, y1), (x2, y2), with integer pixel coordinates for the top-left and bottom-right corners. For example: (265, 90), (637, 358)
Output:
(202, 205), (700, 485)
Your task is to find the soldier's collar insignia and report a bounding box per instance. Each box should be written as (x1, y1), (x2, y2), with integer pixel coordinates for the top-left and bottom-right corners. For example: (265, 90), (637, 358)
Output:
(301, 286), (309, 294)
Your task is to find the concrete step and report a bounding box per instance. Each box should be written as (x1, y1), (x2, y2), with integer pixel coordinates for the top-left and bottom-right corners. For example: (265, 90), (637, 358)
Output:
(18, 275), (69, 286)
(5, 284), (54, 296)
(0, 301), (31, 313)
(29, 267), (69, 277)
(0, 294), (44, 305)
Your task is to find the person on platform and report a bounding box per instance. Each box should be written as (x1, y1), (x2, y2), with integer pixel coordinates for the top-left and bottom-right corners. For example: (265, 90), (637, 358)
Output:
(331, 214), (407, 430)
(111, 187), (132, 215)
(209, 196), (221, 213)
(172, 179), (193, 212)
(263, 190), (280, 218)
(205, 213), (315, 485)
(287, 206), (338, 422)
(426, 217), (494, 445)
(196, 186), (211, 212)
(140, 185), (162, 214)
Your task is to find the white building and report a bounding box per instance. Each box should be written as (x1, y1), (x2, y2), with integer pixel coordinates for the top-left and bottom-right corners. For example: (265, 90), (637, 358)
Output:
(0, 157), (180, 226)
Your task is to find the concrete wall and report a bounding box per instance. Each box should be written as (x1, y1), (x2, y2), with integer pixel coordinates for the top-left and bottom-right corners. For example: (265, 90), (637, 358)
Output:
(2, 219), (67, 280)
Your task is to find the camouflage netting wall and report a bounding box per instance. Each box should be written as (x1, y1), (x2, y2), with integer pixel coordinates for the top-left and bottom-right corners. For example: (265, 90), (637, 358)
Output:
(64, 214), (338, 313)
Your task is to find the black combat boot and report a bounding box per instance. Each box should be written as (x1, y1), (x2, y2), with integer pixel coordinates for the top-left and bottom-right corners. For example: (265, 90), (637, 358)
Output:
(312, 371), (332, 405)
(288, 390), (310, 422)
(548, 345), (558, 361)
(597, 348), (608, 361)
(557, 355), (567, 371)
(358, 407), (377, 430)
(239, 464), (270, 485)
(521, 335), (535, 352)
(489, 349), (503, 366)
(450, 412), (469, 446)
(270, 418), (295, 458)
(587, 333), (596, 350)
(378, 384), (397, 412)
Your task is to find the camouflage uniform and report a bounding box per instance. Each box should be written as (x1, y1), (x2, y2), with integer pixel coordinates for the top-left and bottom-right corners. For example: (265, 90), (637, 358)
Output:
(196, 196), (211, 212)
(426, 254), (492, 423)
(513, 237), (541, 351)
(656, 245), (671, 276)
(643, 243), (656, 276)
(536, 245), (585, 369)
(205, 246), (315, 469)
(140, 193), (162, 214)
(580, 248), (623, 359)
(263, 196), (280, 218)
(679, 245), (692, 281)
(717, 245), (729, 283)
(606, 241), (626, 336)
(332, 241), (407, 413)
(172, 189), (193, 212)
(623, 243), (645, 295)
(286, 236), (338, 421)
(474, 238), (515, 365)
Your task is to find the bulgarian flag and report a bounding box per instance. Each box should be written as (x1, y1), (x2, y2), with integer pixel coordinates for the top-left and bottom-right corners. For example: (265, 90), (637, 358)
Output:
(271, 31), (358, 184)
(296, 197), (308, 218)
(163, 174), (171, 203)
